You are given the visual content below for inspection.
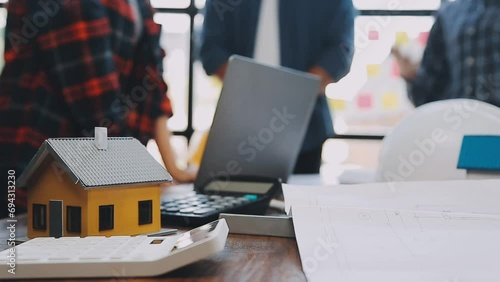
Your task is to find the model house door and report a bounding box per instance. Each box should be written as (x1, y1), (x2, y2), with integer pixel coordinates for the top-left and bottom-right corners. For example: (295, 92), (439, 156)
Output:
(49, 200), (63, 238)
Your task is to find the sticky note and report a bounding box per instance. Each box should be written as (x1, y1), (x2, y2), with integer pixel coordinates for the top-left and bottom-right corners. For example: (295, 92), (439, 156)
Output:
(382, 92), (399, 109)
(357, 94), (373, 110)
(369, 30), (379, 41)
(329, 99), (346, 111)
(367, 64), (381, 77)
(419, 32), (430, 46)
(391, 60), (400, 77)
(395, 32), (409, 46)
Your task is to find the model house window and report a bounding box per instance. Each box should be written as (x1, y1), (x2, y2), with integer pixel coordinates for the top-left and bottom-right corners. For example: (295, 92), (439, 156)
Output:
(32, 204), (47, 230)
(138, 200), (153, 225)
(67, 206), (81, 233)
(99, 205), (114, 231)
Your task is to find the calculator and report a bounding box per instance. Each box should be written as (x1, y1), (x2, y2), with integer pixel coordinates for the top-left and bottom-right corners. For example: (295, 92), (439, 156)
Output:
(0, 219), (228, 280)
(161, 176), (282, 227)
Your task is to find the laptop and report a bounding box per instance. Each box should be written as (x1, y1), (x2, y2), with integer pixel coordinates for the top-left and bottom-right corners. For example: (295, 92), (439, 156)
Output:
(161, 55), (320, 226)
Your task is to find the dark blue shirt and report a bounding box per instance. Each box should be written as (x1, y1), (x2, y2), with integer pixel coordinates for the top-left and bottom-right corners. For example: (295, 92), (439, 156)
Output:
(199, 0), (355, 151)
(409, 0), (500, 107)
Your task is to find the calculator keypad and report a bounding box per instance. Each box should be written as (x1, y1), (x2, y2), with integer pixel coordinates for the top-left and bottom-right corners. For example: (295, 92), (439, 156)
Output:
(6, 235), (178, 263)
(161, 195), (256, 216)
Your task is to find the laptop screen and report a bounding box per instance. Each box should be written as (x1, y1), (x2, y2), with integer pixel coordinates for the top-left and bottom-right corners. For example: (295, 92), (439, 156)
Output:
(194, 56), (320, 190)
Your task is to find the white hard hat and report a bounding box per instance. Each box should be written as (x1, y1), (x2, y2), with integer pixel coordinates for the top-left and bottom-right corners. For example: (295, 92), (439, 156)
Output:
(375, 99), (500, 182)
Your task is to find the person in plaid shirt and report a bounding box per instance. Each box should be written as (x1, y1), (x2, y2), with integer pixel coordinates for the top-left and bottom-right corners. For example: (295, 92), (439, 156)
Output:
(0, 0), (196, 218)
(393, 0), (499, 107)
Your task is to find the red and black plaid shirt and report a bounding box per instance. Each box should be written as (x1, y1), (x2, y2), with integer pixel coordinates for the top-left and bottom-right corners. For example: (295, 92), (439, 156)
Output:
(0, 0), (173, 173)
(0, 0), (173, 215)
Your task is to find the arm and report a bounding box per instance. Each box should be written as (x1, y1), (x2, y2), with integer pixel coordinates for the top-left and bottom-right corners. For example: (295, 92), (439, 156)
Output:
(312, 0), (355, 90)
(199, 0), (233, 79)
(2, 2), (27, 212)
(154, 116), (196, 183)
(134, 3), (196, 183)
(403, 16), (450, 107)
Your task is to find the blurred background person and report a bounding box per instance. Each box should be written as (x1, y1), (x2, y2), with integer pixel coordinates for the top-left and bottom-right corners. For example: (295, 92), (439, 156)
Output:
(0, 0), (195, 218)
(199, 0), (355, 174)
(393, 0), (499, 108)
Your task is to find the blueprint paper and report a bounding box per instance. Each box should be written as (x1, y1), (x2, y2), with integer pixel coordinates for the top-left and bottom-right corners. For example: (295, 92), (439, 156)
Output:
(283, 179), (500, 216)
(285, 180), (500, 281)
(293, 205), (500, 282)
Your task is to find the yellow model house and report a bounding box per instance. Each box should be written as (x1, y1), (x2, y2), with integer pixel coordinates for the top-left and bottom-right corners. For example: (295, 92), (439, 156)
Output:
(17, 128), (172, 238)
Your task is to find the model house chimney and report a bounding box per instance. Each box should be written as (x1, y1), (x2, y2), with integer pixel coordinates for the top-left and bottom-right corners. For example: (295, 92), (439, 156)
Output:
(94, 127), (108, 150)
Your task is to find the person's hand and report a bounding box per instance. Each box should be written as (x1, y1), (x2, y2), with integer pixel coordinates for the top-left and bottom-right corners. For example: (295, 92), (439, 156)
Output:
(168, 166), (198, 184)
(154, 116), (198, 184)
(391, 47), (420, 81)
(309, 65), (335, 94)
(215, 63), (228, 81)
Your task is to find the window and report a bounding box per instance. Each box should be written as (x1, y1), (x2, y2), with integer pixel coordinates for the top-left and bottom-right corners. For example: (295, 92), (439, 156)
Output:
(138, 200), (153, 225)
(32, 204), (46, 230)
(154, 13), (191, 132)
(99, 205), (114, 231)
(0, 1), (456, 168)
(327, 16), (435, 136)
(66, 206), (81, 233)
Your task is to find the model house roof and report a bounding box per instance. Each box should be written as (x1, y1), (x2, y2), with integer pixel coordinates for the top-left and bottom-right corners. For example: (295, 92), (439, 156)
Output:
(457, 135), (500, 171)
(18, 137), (172, 189)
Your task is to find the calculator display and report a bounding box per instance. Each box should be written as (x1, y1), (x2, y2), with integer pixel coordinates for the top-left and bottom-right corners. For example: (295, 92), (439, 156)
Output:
(174, 220), (219, 249)
(204, 181), (273, 195)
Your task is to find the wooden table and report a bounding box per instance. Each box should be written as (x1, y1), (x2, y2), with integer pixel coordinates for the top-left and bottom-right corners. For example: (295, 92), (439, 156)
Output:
(0, 214), (306, 281)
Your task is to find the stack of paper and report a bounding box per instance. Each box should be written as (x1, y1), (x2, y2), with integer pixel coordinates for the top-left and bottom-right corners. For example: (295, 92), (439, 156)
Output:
(284, 180), (500, 282)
